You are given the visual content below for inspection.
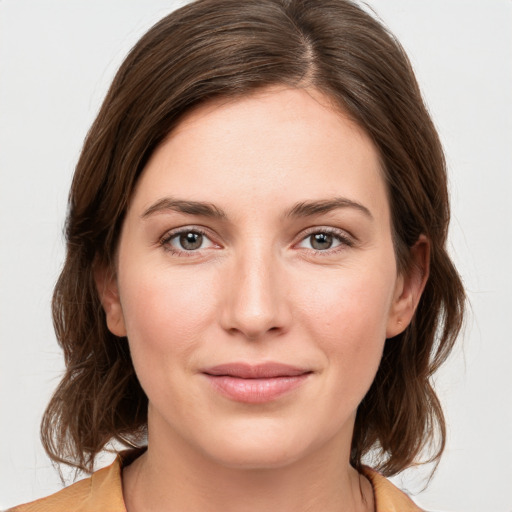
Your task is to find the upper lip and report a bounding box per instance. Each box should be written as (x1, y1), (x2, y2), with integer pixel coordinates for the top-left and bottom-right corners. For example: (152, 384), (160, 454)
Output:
(202, 362), (311, 379)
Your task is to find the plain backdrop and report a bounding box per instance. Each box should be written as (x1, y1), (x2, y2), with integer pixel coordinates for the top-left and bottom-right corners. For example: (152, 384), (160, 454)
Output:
(1, 1), (511, 510)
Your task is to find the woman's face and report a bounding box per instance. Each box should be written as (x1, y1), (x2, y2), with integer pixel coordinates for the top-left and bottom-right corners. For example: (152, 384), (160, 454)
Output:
(100, 86), (421, 469)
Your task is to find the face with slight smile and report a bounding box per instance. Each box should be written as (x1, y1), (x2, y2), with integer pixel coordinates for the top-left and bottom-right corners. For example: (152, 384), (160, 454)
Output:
(99, 86), (423, 470)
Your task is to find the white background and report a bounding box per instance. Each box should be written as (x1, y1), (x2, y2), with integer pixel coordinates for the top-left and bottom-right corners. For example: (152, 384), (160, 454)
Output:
(1, 1), (511, 510)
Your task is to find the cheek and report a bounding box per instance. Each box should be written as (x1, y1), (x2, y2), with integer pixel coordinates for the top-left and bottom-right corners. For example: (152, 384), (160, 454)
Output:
(299, 264), (394, 337)
(296, 266), (395, 390)
(118, 264), (217, 372)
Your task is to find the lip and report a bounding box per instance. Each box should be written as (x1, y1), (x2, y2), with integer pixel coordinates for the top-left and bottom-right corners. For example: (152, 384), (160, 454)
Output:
(201, 362), (312, 403)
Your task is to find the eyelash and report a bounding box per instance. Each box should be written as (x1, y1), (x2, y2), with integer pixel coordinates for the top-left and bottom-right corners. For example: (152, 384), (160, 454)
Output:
(159, 226), (354, 257)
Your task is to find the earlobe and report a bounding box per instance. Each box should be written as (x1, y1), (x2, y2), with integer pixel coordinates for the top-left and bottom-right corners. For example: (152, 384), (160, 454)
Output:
(93, 264), (127, 337)
(386, 235), (430, 338)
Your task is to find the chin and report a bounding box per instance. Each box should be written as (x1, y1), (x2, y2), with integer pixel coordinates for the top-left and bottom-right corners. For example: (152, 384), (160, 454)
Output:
(194, 419), (329, 471)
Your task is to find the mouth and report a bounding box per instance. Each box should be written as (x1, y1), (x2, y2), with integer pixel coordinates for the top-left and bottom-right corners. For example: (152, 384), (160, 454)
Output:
(201, 362), (313, 404)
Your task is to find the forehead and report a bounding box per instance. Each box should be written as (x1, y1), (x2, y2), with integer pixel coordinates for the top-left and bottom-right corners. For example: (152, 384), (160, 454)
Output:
(133, 86), (389, 222)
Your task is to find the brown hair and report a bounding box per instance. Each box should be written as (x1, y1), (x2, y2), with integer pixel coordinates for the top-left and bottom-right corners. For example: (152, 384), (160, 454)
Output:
(42, 0), (465, 476)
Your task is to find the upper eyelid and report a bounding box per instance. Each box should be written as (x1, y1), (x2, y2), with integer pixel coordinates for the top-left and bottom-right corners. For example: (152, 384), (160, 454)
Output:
(299, 225), (350, 236)
(160, 225), (216, 242)
(296, 226), (354, 242)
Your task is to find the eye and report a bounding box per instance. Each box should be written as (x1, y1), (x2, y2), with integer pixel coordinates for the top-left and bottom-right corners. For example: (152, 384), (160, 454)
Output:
(297, 229), (353, 252)
(176, 231), (205, 251)
(161, 228), (216, 253)
(308, 232), (337, 250)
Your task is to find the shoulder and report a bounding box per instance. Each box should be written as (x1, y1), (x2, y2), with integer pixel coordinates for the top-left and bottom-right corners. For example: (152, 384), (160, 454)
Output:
(362, 467), (424, 512)
(6, 458), (126, 512)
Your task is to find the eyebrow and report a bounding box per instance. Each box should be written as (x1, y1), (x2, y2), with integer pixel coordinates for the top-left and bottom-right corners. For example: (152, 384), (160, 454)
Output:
(141, 196), (372, 220)
(141, 198), (227, 219)
(285, 197), (373, 220)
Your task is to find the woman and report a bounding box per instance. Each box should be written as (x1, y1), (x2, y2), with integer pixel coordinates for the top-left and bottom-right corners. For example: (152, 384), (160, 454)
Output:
(9, 0), (465, 510)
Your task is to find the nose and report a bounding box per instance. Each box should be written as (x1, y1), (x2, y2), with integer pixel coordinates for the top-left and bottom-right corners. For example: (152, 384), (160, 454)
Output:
(219, 245), (291, 340)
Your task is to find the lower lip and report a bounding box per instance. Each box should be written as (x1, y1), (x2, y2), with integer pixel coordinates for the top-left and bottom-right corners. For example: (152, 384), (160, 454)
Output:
(204, 374), (310, 403)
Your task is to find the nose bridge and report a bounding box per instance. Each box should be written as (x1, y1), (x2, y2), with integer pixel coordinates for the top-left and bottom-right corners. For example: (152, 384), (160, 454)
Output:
(221, 237), (289, 339)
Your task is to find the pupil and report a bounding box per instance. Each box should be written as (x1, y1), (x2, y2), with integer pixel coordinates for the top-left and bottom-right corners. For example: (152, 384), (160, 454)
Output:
(180, 232), (202, 250)
(311, 233), (332, 250)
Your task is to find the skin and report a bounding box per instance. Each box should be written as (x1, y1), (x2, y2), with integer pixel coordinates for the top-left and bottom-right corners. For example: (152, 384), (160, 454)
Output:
(97, 86), (428, 512)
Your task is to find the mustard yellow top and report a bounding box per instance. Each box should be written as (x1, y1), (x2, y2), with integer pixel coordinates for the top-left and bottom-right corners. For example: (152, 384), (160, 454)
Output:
(8, 454), (423, 512)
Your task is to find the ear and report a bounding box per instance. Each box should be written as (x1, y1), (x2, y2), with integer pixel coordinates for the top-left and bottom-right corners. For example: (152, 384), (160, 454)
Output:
(94, 263), (127, 337)
(386, 235), (430, 338)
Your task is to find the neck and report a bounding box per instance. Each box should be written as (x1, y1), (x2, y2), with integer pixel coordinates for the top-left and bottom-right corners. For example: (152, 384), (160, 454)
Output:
(122, 415), (373, 512)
